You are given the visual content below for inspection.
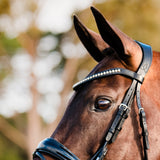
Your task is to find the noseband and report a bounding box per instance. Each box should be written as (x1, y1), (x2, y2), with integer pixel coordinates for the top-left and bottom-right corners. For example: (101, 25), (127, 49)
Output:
(33, 41), (152, 160)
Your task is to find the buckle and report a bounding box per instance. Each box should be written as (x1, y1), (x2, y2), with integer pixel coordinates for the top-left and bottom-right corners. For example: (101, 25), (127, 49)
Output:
(139, 107), (144, 114)
(119, 103), (129, 111)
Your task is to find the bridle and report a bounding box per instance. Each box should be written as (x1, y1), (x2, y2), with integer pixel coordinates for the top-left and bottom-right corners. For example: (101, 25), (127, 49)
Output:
(33, 41), (152, 160)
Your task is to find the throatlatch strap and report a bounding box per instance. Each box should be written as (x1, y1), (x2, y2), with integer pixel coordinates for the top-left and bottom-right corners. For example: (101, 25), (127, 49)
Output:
(135, 42), (152, 160)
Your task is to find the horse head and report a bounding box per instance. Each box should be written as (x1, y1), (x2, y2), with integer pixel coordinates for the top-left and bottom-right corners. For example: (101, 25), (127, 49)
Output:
(33, 7), (160, 160)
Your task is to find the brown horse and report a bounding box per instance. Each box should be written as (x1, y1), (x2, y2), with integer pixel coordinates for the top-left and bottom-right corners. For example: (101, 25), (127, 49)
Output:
(33, 7), (160, 160)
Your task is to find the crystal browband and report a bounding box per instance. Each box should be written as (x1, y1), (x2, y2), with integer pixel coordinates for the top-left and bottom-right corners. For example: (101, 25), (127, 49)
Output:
(73, 68), (144, 90)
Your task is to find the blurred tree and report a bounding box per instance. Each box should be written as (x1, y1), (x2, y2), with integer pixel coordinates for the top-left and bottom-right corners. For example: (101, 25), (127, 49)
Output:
(94, 0), (160, 49)
(0, 0), (160, 160)
(0, 0), (42, 159)
(0, 0), (10, 14)
(0, 0), (85, 159)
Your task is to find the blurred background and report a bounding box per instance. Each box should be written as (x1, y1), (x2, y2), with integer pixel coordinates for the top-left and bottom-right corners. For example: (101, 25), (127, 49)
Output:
(0, 0), (160, 159)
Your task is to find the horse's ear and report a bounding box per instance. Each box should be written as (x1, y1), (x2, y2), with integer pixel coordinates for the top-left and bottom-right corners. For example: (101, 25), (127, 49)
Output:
(91, 7), (142, 70)
(73, 15), (110, 62)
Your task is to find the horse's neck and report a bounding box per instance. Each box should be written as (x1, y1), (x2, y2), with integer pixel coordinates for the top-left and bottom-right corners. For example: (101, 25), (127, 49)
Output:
(142, 50), (160, 125)
(141, 50), (160, 159)
(143, 51), (160, 107)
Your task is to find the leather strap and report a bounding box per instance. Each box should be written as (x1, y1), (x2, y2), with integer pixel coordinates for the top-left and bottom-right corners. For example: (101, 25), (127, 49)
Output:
(33, 41), (152, 160)
(73, 68), (144, 90)
(33, 138), (79, 160)
(90, 42), (152, 160)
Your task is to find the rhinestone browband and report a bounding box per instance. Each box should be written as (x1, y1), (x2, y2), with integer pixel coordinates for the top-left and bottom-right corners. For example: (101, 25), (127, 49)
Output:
(73, 68), (144, 90)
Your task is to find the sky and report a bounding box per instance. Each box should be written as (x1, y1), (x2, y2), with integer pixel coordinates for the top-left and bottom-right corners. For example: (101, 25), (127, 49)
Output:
(0, 0), (95, 37)
(36, 0), (94, 33)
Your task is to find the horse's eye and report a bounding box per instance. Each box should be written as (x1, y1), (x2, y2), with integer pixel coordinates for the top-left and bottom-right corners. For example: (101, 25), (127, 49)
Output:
(95, 98), (111, 111)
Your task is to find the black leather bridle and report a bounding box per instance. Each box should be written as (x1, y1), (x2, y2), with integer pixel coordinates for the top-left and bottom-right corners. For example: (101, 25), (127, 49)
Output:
(33, 41), (152, 160)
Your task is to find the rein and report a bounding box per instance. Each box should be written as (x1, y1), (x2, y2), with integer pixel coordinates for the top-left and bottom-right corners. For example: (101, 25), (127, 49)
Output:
(33, 41), (152, 160)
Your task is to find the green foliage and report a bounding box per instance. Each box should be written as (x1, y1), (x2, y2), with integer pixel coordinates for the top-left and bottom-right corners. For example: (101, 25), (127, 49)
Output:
(0, 33), (21, 80)
(0, 134), (27, 160)
(0, 33), (21, 56)
(0, 67), (10, 81)
(0, 0), (10, 14)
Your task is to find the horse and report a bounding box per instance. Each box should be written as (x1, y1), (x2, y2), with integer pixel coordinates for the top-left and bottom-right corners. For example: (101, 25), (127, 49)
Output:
(33, 7), (160, 160)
